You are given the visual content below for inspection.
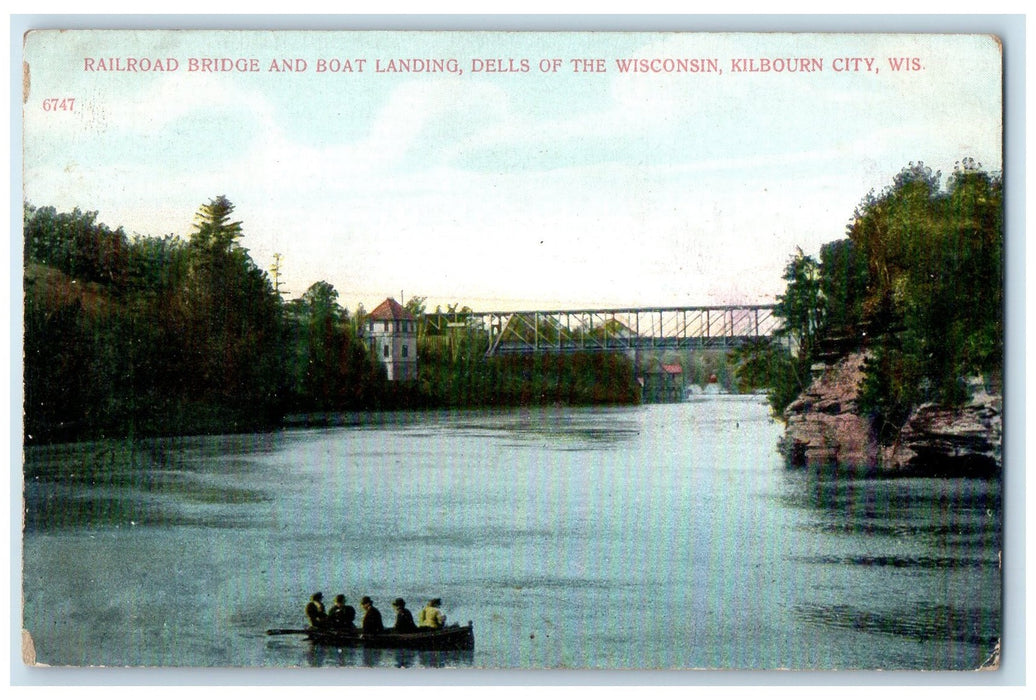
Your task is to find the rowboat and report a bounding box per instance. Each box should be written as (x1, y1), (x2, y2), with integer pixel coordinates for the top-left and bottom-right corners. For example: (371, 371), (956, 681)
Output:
(267, 622), (475, 651)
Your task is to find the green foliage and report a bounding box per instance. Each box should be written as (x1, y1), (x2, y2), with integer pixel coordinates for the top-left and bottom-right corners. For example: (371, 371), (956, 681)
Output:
(177, 198), (284, 414)
(817, 238), (869, 337)
(848, 160), (1002, 436)
(774, 249), (822, 357)
(730, 339), (809, 415)
(24, 198), (288, 442)
(410, 322), (639, 408)
(858, 339), (923, 444)
(284, 281), (384, 411)
(190, 195), (243, 252)
(849, 162), (944, 326)
(23, 204), (130, 286)
(23, 199), (641, 442)
(751, 246), (828, 417)
(23, 288), (88, 440)
(747, 158), (1001, 436)
(404, 296), (427, 318)
(123, 234), (189, 294)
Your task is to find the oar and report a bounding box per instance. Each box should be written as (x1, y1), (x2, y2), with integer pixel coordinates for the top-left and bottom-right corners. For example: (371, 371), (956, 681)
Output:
(266, 628), (312, 636)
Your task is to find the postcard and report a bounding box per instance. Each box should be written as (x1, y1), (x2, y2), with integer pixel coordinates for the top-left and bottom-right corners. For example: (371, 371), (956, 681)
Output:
(20, 29), (1003, 672)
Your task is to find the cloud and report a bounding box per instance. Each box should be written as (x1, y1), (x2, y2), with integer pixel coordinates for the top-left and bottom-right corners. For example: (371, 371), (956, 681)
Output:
(21, 31), (1002, 310)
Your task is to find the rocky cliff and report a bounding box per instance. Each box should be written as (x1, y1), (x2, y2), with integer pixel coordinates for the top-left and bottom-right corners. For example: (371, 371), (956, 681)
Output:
(782, 353), (878, 471)
(782, 351), (1002, 477)
(883, 382), (1002, 477)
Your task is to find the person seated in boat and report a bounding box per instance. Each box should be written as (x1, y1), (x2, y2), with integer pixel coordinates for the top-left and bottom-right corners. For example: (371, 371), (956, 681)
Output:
(359, 596), (384, 634)
(327, 594), (356, 630)
(418, 598), (446, 629)
(392, 598), (418, 633)
(305, 592), (328, 628)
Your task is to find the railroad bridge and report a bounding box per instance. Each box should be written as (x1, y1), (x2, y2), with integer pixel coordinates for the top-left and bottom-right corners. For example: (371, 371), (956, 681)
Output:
(423, 305), (780, 357)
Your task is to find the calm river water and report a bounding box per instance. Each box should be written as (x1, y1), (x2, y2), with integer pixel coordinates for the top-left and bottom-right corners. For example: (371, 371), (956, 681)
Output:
(22, 398), (1000, 670)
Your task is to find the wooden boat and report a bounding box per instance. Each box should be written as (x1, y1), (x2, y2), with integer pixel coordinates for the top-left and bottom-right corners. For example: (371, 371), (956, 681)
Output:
(268, 622), (475, 651)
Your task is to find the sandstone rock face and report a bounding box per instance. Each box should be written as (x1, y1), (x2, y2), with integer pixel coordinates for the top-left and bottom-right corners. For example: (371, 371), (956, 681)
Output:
(883, 384), (1002, 477)
(782, 352), (1002, 477)
(783, 352), (878, 471)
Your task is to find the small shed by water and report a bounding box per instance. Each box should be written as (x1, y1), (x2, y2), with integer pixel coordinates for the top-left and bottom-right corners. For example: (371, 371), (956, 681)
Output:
(640, 361), (684, 403)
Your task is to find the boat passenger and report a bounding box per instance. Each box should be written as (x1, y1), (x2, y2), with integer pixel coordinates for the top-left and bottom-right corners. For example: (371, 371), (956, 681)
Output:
(418, 598), (446, 629)
(305, 592), (328, 628)
(360, 596), (384, 634)
(392, 598), (418, 633)
(328, 594), (356, 630)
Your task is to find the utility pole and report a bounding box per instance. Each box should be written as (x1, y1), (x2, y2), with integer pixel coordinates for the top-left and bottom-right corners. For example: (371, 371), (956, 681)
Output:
(271, 253), (285, 298)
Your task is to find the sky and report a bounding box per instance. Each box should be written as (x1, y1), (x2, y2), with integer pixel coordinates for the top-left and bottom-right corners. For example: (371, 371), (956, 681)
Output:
(21, 30), (1003, 312)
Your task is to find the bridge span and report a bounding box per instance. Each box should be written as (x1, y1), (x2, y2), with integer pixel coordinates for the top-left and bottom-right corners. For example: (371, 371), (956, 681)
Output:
(423, 305), (780, 356)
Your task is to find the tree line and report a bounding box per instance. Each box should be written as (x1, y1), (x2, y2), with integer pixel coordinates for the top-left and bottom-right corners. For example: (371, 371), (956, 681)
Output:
(23, 197), (639, 443)
(734, 158), (1002, 444)
(407, 303), (639, 408)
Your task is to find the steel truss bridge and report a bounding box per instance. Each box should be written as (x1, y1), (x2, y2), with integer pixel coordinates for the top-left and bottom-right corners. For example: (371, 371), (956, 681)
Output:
(424, 305), (780, 356)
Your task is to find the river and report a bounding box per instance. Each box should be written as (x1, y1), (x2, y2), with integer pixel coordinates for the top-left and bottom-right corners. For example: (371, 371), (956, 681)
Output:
(22, 397), (1001, 670)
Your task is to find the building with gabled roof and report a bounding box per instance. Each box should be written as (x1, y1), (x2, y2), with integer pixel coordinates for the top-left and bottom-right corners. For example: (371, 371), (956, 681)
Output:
(639, 359), (684, 403)
(366, 298), (418, 381)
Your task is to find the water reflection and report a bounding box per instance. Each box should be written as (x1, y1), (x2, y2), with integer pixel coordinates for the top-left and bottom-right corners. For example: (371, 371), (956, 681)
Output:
(778, 472), (1002, 551)
(300, 642), (474, 668)
(417, 649), (475, 668)
(23, 492), (261, 531)
(791, 554), (993, 569)
(780, 466), (1001, 667)
(24, 438), (271, 533)
(794, 602), (1000, 647)
(795, 520), (989, 538)
(487, 408), (642, 451)
(780, 474), (1001, 516)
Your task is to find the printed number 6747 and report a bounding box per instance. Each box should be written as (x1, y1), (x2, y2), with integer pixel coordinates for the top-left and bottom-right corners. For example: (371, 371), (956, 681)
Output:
(42, 98), (75, 111)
